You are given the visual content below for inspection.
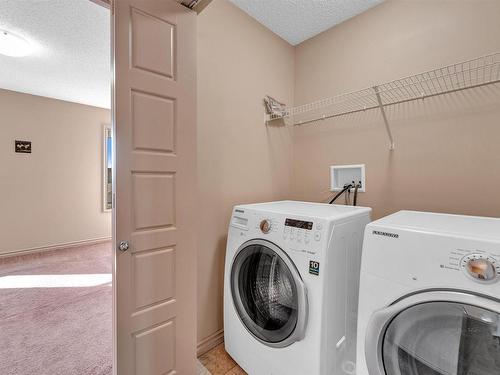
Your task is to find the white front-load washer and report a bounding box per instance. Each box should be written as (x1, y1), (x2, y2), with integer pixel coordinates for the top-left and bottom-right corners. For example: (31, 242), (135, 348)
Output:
(356, 210), (500, 375)
(224, 201), (371, 375)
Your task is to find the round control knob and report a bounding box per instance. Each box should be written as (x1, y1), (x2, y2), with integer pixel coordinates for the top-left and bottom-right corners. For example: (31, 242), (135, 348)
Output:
(461, 254), (498, 282)
(260, 219), (272, 234)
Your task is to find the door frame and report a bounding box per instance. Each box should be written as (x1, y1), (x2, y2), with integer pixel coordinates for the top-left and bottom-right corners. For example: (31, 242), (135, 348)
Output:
(85, 0), (115, 372)
(365, 290), (500, 375)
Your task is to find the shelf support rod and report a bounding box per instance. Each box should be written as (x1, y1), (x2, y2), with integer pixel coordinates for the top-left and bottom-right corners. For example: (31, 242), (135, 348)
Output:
(373, 86), (395, 150)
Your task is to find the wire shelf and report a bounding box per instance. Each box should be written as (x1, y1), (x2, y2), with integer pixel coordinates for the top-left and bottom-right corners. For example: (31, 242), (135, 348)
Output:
(376, 52), (500, 106)
(266, 52), (500, 149)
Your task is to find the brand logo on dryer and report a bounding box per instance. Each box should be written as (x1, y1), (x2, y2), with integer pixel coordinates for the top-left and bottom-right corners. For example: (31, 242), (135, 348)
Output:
(372, 230), (399, 239)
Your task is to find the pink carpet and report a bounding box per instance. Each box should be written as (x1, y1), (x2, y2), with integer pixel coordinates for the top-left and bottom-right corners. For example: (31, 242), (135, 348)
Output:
(0, 242), (112, 375)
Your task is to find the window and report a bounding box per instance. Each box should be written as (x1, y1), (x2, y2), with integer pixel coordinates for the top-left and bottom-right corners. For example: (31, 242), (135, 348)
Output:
(103, 125), (112, 211)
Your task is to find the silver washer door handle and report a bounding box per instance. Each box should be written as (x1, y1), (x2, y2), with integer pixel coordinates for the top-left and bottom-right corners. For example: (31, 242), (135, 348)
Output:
(118, 241), (129, 252)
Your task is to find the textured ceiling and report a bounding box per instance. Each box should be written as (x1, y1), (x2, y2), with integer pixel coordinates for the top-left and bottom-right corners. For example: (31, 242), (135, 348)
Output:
(0, 0), (110, 108)
(229, 0), (383, 45)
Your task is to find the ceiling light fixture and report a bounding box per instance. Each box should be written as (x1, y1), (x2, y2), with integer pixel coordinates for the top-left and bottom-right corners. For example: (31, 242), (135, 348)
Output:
(0, 29), (33, 57)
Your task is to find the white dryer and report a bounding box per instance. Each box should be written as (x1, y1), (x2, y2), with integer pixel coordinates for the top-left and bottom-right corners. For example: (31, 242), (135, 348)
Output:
(224, 201), (371, 375)
(357, 210), (500, 375)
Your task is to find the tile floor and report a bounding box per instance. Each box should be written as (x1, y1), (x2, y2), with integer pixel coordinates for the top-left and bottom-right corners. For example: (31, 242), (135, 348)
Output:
(198, 343), (246, 375)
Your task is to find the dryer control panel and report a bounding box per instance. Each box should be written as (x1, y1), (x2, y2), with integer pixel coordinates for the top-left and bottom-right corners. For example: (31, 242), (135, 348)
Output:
(461, 253), (499, 283)
(446, 249), (500, 283)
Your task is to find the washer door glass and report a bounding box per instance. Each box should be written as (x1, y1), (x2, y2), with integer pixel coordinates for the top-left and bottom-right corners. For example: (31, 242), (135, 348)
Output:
(231, 240), (300, 345)
(383, 301), (500, 375)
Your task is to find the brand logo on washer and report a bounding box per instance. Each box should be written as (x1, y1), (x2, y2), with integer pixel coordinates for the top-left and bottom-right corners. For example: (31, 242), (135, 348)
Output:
(309, 261), (320, 276)
(373, 230), (399, 239)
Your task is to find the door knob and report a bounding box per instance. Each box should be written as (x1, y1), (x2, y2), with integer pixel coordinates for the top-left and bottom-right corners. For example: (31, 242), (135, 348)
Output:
(118, 241), (129, 252)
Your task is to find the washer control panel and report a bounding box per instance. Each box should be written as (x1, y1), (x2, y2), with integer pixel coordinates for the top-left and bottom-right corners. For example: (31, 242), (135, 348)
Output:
(460, 253), (499, 283)
(255, 217), (279, 235)
(259, 219), (272, 234)
(284, 218), (313, 231)
(252, 215), (324, 256)
(284, 218), (313, 244)
(283, 219), (323, 245)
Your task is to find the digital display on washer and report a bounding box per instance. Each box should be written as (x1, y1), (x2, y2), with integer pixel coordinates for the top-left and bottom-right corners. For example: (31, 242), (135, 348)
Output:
(285, 218), (313, 230)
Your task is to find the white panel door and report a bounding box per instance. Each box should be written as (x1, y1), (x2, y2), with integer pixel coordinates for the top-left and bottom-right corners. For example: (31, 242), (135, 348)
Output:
(113, 0), (197, 373)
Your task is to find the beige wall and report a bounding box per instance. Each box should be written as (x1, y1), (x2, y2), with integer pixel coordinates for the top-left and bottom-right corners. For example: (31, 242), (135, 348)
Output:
(197, 0), (294, 343)
(292, 0), (500, 219)
(197, 0), (500, 346)
(0, 89), (111, 254)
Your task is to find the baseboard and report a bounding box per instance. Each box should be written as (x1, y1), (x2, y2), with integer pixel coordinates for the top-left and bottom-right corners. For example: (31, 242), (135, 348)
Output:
(0, 237), (112, 260)
(197, 329), (224, 357)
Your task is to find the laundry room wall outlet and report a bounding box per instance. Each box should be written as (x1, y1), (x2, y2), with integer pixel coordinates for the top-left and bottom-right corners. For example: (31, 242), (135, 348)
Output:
(330, 164), (365, 192)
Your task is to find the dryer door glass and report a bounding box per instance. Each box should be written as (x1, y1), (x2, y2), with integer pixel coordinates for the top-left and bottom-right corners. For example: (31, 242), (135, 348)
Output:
(231, 240), (301, 345)
(382, 301), (500, 375)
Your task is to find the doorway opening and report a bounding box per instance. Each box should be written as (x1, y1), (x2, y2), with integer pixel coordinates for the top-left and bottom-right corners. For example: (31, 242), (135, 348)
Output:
(0, 1), (113, 374)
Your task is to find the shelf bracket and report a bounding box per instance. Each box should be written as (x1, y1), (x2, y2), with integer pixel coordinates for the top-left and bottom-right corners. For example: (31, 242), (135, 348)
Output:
(373, 86), (395, 151)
